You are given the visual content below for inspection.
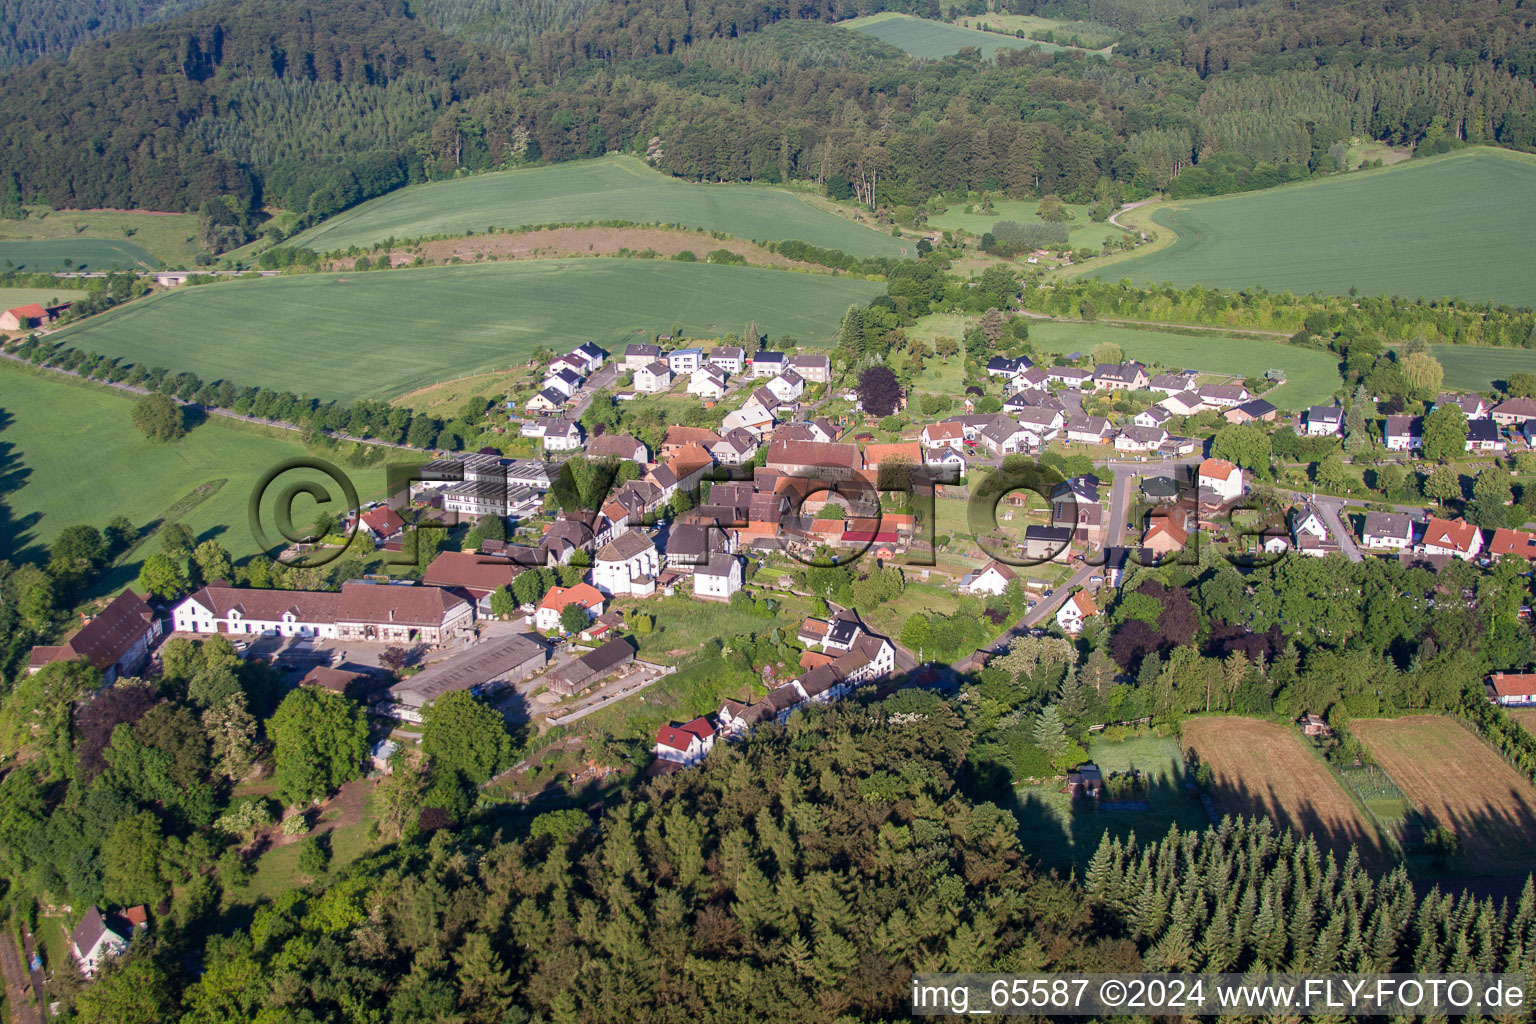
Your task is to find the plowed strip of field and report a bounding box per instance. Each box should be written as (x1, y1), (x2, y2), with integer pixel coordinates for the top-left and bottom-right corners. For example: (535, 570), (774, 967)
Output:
(1183, 717), (1385, 861)
(1353, 716), (1536, 872)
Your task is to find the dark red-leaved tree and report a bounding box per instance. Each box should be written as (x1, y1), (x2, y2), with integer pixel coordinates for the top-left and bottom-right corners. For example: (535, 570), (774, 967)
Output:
(856, 365), (902, 418)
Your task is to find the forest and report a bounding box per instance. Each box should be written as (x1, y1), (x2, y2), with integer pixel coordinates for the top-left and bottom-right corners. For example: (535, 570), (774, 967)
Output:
(12, 689), (1536, 1023)
(0, 0), (1533, 241)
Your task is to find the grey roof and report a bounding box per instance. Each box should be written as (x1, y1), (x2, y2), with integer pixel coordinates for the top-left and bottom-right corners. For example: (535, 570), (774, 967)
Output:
(1066, 414), (1112, 435)
(1384, 414), (1422, 438)
(1120, 424), (1167, 443)
(1233, 398), (1277, 417)
(1307, 405), (1343, 422)
(641, 360), (671, 376)
(1025, 525), (1074, 544)
(1467, 419), (1500, 442)
(1363, 510), (1414, 541)
(624, 343), (660, 358)
(548, 637), (635, 692)
(596, 530), (656, 562)
(697, 551), (739, 577)
(389, 633), (548, 708)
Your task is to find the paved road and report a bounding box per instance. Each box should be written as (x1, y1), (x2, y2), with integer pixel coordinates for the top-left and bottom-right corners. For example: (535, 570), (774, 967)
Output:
(1309, 496), (1364, 562)
(948, 458), (1175, 669)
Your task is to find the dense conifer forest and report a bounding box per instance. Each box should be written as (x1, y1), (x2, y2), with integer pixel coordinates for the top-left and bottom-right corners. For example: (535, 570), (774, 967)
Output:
(0, 0), (1532, 230)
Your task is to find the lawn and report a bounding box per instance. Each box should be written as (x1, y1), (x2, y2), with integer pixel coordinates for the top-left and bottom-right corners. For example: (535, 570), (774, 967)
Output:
(0, 286), (86, 310)
(840, 12), (1068, 59)
(50, 259), (885, 403)
(0, 238), (161, 272)
(1024, 320), (1342, 409)
(1432, 344), (1536, 393)
(1182, 716), (1388, 862)
(1, 207), (203, 267)
(928, 198), (1115, 250)
(1086, 149), (1536, 306)
(1011, 730), (1212, 871)
(0, 361), (385, 586)
(614, 590), (814, 666)
(949, 13), (1116, 50)
(292, 156), (907, 257)
(1353, 715), (1536, 875)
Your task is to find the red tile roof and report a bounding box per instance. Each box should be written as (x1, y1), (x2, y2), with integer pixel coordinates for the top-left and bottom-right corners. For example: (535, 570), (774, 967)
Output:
(1489, 672), (1536, 698)
(1198, 457), (1240, 482)
(1488, 528), (1536, 561)
(1423, 516), (1480, 553)
(538, 583), (604, 612)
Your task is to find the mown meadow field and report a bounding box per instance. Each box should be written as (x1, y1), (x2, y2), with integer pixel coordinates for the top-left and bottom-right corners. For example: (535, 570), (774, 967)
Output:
(0, 361), (377, 586)
(292, 156), (908, 257)
(1085, 149), (1536, 306)
(1024, 321), (1343, 409)
(840, 12), (1067, 59)
(50, 259), (884, 402)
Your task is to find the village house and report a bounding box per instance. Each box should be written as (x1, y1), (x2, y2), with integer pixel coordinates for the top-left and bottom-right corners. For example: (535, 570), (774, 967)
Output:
(693, 551), (744, 600)
(1487, 527), (1536, 562)
(592, 532), (660, 597)
(711, 428), (759, 465)
(708, 346), (746, 374)
(749, 350), (787, 377)
(622, 343), (662, 371)
(1014, 406), (1066, 445)
(1064, 414), (1114, 446)
(1225, 398), (1277, 425)
(654, 717), (716, 766)
(1092, 362), (1148, 391)
(1491, 397), (1536, 427)
(767, 439), (862, 480)
(924, 447), (966, 479)
(28, 589), (160, 682)
(921, 421), (967, 451)
(543, 419), (582, 452)
(1383, 415), (1423, 451)
(71, 906), (147, 978)
(1420, 516), (1483, 560)
(688, 365), (729, 399)
(423, 550), (524, 614)
(1197, 458), (1244, 506)
(960, 559), (1016, 597)
(1197, 383), (1251, 408)
(1436, 392), (1489, 419)
(1361, 511), (1414, 552)
(667, 346), (704, 375)
(766, 369), (806, 404)
(660, 426), (720, 460)
(1024, 525), (1074, 561)
(571, 341), (606, 372)
(534, 583), (606, 632)
(1116, 424), (1168, 452)
(1465, 419), (1506, 452)
(1133, 406), (1173, 430)
(1299, 712), (1333, 738)
(789, 353), (831, 383)
(979, 415), (1032, 455)
(633, 361), (674, 394)
(1158, 390), (1206, 416)
(721, 401), (776, 437)
(1305, 406), (1345, 437)
(542, 367), (583, 398)
(1056, 590), (1098, 634)
(1012, 366), (1051, 391)
(1146, 372), (1189, 396)
(174, 582), (473, 644)
(862, 441), (921, 472)
(1142, 506), (1192, 559)
(1289, 504), (1337, 557)
(0, 302), (68, 331)
(1047, 366), (1094, 389)
(986, 355), (1028, 378)
(1486, 672), (1536, 706)
(524, 387), (567, 413)
(586, 433), (649, 463)
(360, 506), (407, 544)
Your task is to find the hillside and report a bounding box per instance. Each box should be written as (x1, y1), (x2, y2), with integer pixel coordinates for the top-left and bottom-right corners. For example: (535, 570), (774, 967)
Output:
(293, 157), (906, 256)
(1084, 149), (1536, 306)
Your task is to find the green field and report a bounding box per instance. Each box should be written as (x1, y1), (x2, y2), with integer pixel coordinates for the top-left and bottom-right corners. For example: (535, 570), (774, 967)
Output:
(1088, 149), (1536, 306)
(0, 237), (161, 272)
(1431, 345), (1536, 392)
(1011, 731), (1210, 871)
(0, 286), (86, 310)
(292, 156), (907, 257)
(841, 12), (1065, 59)
(1, 207), (202, 267)
(1026, 321), (1342, 409)
(0, 361), (382, 583)
(51, 259), (884, 402)
(928, 197), (1114, 249)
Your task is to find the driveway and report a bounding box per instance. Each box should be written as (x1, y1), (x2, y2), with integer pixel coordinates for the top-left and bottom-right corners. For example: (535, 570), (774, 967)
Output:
(1309, 497), (1364, 563)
